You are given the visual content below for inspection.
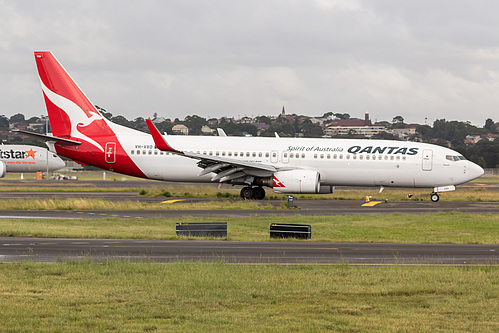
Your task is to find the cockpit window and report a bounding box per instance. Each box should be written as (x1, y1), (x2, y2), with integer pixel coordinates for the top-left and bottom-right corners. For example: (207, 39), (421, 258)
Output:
(446, 155), (466, 162)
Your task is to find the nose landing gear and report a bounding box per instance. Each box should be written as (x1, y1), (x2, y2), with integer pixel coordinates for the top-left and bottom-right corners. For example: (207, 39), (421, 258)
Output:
(430, 193), (440, 202)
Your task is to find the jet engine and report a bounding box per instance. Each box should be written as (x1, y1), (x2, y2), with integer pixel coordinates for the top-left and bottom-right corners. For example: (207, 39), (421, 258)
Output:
(0, 161), (6, 178)
(266, 170), (322, 194)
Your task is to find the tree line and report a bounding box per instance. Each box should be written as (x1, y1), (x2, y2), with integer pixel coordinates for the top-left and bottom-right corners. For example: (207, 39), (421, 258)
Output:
(2, 111), (498, 168)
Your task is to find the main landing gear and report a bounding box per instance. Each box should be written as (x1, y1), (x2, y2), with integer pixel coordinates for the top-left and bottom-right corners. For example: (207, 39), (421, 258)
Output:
(240, 186), (266, 200)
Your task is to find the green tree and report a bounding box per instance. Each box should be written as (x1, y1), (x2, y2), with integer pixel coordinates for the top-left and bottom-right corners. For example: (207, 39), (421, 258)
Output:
(255, 116), (271, 125)
(0, 115), (9, 130)
(9, 113), (25, 124)
(183, 115), (207, 135)
(484, 118), (494, 131)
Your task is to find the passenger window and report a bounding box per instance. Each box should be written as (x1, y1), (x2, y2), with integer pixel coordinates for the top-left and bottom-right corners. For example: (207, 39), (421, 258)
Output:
(290, 153), (294, 158)
(148, 150), (152, 155)
(160, 151), (164, 155)
(259, 152), (262, 157)
(333, 154), (337, 159)
(228, 152), (232, 157)
(327, 154), (330, 159)
(314, 154), (317, 159)
(252, 152), (256, 157)
(216, 152), (219, 156)
(265, 152), (269, 158)
(154, 151), (158, 155)
(143, 150), (146, 155)
(301, 153), (305, 158)
(234, 152), (238, 157)
(222, 152), (226, 156)
(390, 156), (394, 160)
(353, 155), (356, 160)
(246, 152), (250, 157)
(359, 155), (363, 160)
(366, 155), (370, 160)
(131, 150), (134, 155)
(339, 154), (343, 159)
(346, 155), (350, 160)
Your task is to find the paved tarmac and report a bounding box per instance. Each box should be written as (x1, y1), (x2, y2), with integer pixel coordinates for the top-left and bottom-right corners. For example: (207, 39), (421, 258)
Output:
(0, 197), (497, 219)
(0, 237), (497, 265)
(0, 179), (496, 265)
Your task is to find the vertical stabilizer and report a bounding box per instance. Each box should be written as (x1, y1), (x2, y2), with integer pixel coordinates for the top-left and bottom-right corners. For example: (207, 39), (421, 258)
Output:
(34, 51), (112, 152)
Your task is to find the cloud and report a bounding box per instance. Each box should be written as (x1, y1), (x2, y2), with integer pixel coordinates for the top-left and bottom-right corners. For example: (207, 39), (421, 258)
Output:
(0, 0), (498, 126)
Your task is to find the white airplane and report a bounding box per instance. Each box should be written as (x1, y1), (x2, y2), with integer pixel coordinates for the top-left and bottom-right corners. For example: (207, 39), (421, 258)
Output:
(22, 51), (484, 201)
(0, 144), (65, 177)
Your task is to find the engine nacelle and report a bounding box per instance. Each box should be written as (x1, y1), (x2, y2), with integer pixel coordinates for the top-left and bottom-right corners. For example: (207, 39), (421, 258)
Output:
(271, 170), (321, 194)
(0, 161), (6, 178)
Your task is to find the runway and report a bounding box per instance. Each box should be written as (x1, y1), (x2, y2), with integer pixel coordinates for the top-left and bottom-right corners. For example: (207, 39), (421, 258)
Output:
(0, 198), (497, 219)
(1, 237), (497, 265)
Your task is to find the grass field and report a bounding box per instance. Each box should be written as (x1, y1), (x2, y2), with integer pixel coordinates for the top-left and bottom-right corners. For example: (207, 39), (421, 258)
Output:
(1, 172), (499, 201)
(0, 261), (496, 332)
(0, 213), (497, 244)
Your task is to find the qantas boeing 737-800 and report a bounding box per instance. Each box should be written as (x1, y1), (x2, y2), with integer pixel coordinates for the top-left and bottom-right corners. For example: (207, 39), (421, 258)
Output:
(21, 51), (484, 201)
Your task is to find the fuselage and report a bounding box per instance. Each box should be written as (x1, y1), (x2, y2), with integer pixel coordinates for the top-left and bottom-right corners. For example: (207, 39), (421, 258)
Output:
(0, 145), (65, 173)
(53, 125), (484, 189)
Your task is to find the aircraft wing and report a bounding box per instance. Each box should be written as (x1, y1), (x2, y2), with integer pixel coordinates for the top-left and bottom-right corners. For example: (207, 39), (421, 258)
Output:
(146, 119), (276, 183)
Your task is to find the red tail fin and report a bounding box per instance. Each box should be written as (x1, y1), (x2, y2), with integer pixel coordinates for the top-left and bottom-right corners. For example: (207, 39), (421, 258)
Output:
(34, 51), (116, 152)
(35, 52), (102, 138)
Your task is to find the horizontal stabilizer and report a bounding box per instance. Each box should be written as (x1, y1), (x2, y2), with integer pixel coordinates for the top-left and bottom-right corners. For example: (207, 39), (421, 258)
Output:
(13, 130), (82, 145)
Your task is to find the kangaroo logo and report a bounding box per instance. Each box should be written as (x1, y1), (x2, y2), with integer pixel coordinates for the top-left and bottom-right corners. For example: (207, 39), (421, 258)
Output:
(41, 81), (105, 152)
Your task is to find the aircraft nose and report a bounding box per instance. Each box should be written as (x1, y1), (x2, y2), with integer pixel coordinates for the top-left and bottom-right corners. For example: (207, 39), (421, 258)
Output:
(54, 156), (66, 170)
(467, 161), (484, 181)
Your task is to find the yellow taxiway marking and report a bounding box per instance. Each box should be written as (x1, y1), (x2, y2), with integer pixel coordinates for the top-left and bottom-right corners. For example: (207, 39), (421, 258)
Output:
(362, 201), (382, 207)
(162, 199), (185, 204)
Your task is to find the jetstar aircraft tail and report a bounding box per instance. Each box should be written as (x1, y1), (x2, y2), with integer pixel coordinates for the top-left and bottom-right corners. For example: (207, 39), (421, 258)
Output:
(34, 51), (147, 178)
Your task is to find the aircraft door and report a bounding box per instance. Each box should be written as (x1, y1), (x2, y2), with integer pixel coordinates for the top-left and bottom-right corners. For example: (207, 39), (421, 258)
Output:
(270, 150), (278, 163)
(422, 149), (432, 171)
(105, 142), (116, 163)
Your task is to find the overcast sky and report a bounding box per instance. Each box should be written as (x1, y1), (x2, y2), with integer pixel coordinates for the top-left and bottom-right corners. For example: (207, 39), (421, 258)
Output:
(1, 0), (498, 126)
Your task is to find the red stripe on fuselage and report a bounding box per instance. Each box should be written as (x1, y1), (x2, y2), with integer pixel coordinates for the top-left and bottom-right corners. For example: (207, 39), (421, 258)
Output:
(54, 140), (147, 179)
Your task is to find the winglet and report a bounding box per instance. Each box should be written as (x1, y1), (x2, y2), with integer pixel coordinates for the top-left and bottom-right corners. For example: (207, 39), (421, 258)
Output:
(145, 119), (181, 153)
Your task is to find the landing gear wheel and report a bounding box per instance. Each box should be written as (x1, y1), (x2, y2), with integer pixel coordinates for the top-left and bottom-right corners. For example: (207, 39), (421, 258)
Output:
(240, 187), (254, 200)
(252, 187), (266, 200)
(430, 193), (440, 202)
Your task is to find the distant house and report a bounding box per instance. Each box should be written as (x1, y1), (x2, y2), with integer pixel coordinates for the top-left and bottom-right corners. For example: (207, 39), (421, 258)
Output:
(201, 125), (215, 135)
(482, 133), (498, 141)
(392, 125), (418, 139)
(324, 111), (387, 138)
(172, 124), (189, 135)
